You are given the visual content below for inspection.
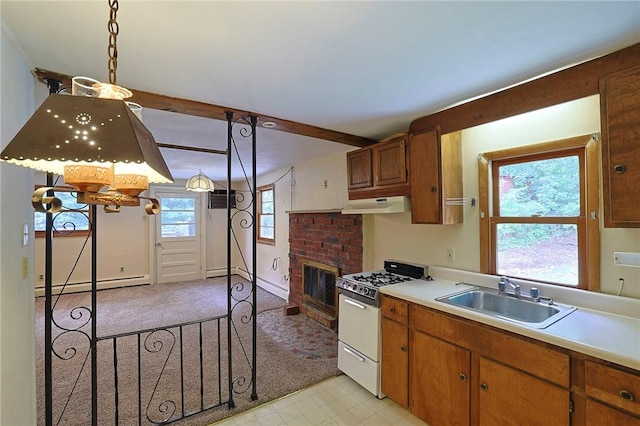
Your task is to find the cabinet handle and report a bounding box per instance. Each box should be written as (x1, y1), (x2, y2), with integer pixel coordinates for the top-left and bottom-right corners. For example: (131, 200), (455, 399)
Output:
(459, 373), (467, 382)
(620, 390), (635, 401)
(480, 383), (488, 392)
(400, 345), (407, 352)
(390, 306), (396, 313)
(614, 164), (626, 174)
(430, 186), (438, 192)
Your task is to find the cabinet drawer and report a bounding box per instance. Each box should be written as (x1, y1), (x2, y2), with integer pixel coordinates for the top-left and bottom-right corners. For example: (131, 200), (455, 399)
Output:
(586, 361), (640, 416)
(410, 304), (486, 352)
(488, 330), (569, 388)
(381, 296), (408, 324)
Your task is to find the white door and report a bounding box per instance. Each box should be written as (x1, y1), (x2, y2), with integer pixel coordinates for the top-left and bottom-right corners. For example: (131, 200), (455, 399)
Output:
(154, 191), (202, 283)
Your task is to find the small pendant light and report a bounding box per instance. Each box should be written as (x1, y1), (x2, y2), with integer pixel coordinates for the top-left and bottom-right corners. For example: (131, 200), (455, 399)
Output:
(185, 170), (215, 192)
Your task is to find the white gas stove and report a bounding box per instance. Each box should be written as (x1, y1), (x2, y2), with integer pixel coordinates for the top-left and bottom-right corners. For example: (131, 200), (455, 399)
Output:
(336, 260), (430, 307)
(337, 260), (430, 397)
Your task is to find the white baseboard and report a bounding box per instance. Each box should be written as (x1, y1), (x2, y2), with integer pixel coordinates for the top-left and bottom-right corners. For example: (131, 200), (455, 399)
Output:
(34, 275), (150, 296)
(235, 268), (289, 301)
(206, 267), (242, 278)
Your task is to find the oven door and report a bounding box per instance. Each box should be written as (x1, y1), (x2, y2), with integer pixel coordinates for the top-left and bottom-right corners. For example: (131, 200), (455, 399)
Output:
(338, 294), (380, 361)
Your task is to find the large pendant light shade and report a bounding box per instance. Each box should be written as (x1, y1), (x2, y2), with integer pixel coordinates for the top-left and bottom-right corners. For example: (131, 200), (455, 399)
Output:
(1, 94), (173, 185)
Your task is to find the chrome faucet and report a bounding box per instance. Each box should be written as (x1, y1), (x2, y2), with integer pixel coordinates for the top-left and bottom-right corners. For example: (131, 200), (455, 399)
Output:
(498, 276), (543, 302)
(498, 276), (520, 295)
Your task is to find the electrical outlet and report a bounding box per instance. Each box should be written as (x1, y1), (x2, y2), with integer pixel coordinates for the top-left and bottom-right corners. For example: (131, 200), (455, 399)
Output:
(120, 266), (125, 272)
(447, 247), (456, 262)
(323, 179), (328, 189)
(39, 274), (44, 281)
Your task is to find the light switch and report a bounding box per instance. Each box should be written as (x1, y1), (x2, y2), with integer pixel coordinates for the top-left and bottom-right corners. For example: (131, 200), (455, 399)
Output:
(614, 252), (640, 267)
(22, 223), (29, 246)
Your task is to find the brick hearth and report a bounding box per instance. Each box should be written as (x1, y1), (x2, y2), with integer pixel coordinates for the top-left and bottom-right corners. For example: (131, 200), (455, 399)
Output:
(288, 212), (363, 330)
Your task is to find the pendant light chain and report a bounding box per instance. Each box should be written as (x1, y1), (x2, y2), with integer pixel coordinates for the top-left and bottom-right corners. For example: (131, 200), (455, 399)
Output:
(107, 0), (119, 85)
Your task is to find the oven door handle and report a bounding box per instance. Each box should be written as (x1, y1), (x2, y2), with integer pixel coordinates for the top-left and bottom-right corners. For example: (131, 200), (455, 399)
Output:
(344, 298), (367, 310)
(342, 346), (366, 363)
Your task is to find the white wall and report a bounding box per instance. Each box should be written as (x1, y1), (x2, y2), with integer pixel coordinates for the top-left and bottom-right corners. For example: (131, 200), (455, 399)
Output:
(289, 150), (351, 212)
(235, 149), (353, 301)
(0, 23), (37, 425)
(233, 167), (294, 300)
(367, 96), (640, 299)
(33, 173), (151, 291)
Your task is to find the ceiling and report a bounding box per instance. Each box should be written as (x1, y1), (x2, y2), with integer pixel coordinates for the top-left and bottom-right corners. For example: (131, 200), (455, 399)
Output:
(2, 1), (639, 182)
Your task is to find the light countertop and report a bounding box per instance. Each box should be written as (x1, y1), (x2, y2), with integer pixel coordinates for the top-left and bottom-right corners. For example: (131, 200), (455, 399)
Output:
(380, 274), (640, 371)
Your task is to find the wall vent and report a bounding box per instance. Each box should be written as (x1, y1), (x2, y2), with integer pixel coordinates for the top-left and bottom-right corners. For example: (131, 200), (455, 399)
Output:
(208, 189), (236, 209)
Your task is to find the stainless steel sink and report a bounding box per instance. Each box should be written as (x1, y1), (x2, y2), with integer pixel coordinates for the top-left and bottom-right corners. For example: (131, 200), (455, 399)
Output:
(436, 287), (576, 329)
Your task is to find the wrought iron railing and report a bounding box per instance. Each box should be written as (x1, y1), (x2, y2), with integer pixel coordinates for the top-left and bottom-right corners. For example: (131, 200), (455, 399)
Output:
(96, 315), (229, 425)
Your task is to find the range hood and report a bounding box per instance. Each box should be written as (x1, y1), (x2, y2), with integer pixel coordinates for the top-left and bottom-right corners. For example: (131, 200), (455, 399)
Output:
(341, 196), (411, 215)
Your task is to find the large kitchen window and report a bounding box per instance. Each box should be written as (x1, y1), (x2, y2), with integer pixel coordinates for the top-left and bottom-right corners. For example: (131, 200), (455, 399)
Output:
(478, 134), (600, 290)
(257, 184), (275, 245)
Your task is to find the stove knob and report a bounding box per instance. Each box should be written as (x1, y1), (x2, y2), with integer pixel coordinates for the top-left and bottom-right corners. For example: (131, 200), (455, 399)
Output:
(353, 284), (358, 293)
(363, 288), (370, 296)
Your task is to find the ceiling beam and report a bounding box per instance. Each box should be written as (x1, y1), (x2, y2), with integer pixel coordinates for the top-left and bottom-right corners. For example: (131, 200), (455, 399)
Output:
(33, 68), (376, 148)
(157, 142), (226, 156)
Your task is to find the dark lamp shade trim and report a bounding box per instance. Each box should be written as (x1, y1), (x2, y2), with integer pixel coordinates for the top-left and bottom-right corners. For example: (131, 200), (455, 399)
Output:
(0, 94), (173, 183)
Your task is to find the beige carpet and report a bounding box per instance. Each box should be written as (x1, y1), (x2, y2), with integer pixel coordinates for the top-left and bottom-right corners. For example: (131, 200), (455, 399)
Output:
(35, 276), (340, 425)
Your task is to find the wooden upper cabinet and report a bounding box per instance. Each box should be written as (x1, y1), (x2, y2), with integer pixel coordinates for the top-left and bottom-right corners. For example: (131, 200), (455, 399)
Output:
(409, 127), (463, 224)
(346, 148), (373, 190)
(346, 134), (411, 200)
(373, 136), (408, 187)
(600, 64), (640, 227)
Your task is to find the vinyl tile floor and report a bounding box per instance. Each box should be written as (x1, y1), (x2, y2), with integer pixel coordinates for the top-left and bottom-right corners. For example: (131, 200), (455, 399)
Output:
(211, 374), (427, 426)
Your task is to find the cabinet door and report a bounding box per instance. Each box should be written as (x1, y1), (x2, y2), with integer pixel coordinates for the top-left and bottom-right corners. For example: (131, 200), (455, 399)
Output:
(411, 330), (470, 426)
(374, 137), (407, 186)
(586, 399), (640, 426)
(347, 148), (373, 190)
(600, 64), (640, 227)
(381, 318), (408, 408)
(409, 128), (442, 224)
(478, 357), (569, 426)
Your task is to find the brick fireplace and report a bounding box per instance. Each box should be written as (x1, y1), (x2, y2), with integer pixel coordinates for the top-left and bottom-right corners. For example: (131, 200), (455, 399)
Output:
(288, 212), (363, 330)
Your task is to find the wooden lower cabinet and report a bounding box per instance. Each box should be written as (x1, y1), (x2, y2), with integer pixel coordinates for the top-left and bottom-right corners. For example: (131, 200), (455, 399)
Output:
(478, 357), (569, 426)
(586, 399), (640, 426)
(380, 296), (640, 426)
(411, 330), (470, 426)
(381, 317), (409, 408)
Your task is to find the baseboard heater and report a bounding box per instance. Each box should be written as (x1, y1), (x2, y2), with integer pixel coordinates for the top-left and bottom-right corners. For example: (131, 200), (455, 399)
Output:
(34, 275), (149, 297)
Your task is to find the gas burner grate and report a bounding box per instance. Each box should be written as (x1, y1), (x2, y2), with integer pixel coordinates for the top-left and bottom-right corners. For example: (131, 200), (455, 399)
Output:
(350, 272), (412, 287)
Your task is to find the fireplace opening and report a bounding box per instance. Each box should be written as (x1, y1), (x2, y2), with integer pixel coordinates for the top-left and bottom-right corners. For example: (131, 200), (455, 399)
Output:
(302, 260), (339, 317)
